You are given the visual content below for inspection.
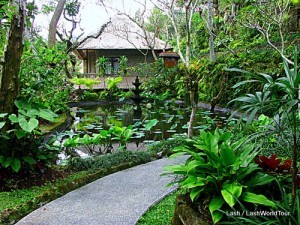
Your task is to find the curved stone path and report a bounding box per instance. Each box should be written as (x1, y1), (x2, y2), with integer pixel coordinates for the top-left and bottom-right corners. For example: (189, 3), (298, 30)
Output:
(16, 156), (186, 225)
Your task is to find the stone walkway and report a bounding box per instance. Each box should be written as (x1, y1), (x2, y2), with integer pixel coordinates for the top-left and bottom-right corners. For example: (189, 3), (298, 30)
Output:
(16, 156), (186, 225)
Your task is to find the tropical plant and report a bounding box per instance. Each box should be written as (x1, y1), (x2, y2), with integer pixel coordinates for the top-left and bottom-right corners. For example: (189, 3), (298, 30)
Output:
(119, 55), (128, 75)
(110, 125), (136, 151)
(98, 76), (124, 100)
(96, 56), (108, 76)
(0, 100), (59, 173)
(255, 154), (292, 173)
(81, 91), (99, 101)
(63, 130), (113, 155)
(133, 118), (159, 139)
(106, 76), (123, 90)
(227, 49), (299, 207)
(69, 77), (101, 90)
(164, 129), (276, 224)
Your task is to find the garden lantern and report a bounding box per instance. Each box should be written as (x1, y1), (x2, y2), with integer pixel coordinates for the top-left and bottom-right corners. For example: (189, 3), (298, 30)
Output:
(159, 52), (180, 68)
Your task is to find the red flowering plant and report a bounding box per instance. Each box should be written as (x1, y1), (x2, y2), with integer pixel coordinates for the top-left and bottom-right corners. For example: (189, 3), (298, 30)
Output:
(255, 154), (300, 188)
(255, 154), (292, 173)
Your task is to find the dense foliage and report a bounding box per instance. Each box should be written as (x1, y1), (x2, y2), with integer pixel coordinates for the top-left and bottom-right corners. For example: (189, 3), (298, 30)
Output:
(166, 53), (300, 224)
(20, 39), (72, 112)
(0, 0), (299, 224)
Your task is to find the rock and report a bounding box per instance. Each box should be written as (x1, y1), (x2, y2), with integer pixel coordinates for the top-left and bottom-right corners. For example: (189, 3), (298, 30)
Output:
(171, 194), (212, 225)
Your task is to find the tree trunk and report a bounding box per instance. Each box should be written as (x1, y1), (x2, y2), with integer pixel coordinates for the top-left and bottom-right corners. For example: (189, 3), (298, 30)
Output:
(0, 0), (25, 113)
(48, 0), (66, 48)
(188, 81), (198, 137)
(185, 1), (192, 66)
(207, 0), (216, 61)
(210, 73), (227, 112)
(188, 96), (197, 137)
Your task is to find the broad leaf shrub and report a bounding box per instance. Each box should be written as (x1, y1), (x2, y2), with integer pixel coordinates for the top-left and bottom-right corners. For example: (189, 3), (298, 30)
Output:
(228, 49), (299, 210)
(0, 100), (59, 173)
(69, 150), (152, 172)
(164, 129), (276, 224)
(69, 78), (101, 90)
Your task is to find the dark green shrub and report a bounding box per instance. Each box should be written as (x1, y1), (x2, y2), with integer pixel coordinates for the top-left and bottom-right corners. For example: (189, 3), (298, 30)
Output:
(69, 151), (152, 171)
(20, 39), (71, 112)
(0, 100), (60, 174)
(82, 91), (99, 101)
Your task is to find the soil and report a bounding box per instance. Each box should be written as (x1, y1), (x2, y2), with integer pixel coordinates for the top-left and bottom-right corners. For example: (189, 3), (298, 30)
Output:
(0, 166), (72, 192)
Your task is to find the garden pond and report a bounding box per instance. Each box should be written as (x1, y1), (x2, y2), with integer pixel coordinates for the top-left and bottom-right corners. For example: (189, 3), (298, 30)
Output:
(54, 100), (232, 159)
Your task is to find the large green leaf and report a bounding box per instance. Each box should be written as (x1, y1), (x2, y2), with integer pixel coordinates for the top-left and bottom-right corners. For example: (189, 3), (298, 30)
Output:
(226, 68), (254, 77)
(190, 187), (203, 202)
(232, 79), (259, 88)
(221, 182), (243, 208)
(39, 109), (58, 122)
(238, 145), (258, 166)
(123, 128), (134, 140)
(144, 119), (159, 131)
(169, 152), (186, 158)
(219, 132), (231, 143)
(181, 176), (206, 189)
(14, 99), (31, 110)
(8, 114), (19, 123)
(186, 159), (212, 174)
(19, 117), (39, 133)
(257, 72), (274, 83)
(0, 122), (5, 129)
(236, 166), (260, 181)
(0, 113), (7, 118)
(246, 173), (274, 187)
(209, 196), (225, 224)
(208, 132), (219, 153)
(241, 192), (276, 207)
(4, 157), (13, 168)
(220, 145), (236, 167)
(11, 158), (21, 172)
(23, 156), (37, 165)
(164, 164), (187, 174)
(205, 150), (221, 169)
(15, 130), (28, 139)
(26, 109), (40, 117)
(176, 147), (204, 161)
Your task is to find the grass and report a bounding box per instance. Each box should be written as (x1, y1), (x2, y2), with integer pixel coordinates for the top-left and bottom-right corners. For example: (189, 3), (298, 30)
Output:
(0, 170), (87, 212)
(137, 190), (178, 225)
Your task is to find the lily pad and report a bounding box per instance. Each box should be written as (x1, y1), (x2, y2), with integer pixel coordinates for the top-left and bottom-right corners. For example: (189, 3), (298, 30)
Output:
(167, 130), (176, 133)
